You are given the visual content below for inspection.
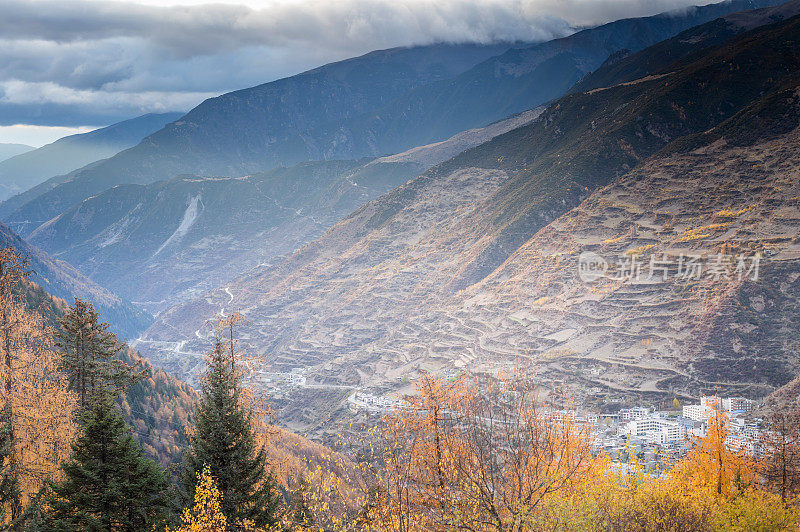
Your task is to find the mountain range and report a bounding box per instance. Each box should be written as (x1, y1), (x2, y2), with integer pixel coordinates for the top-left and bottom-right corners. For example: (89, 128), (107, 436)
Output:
(0, 113), (181, 207)
(0, 44), (516, 235)
(136, 1), (800, 424)
(1, 0), (780, 240)
(0, 0), (796, 434)
(23, 109), (540, 313)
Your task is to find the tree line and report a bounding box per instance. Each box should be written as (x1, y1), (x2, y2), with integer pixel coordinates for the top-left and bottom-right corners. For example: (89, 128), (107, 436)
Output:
(0, 248), (279, 530)
(2, 241), (800, 531)
(293, 376), (800, 531)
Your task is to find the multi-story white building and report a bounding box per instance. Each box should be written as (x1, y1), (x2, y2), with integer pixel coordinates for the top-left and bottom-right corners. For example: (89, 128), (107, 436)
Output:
(620, 407), (651, 421)
(682, 395), (755, 421)
(682, 403), (710, 422)
(723, 397), (755, 414)
(625, 417), (686, 444)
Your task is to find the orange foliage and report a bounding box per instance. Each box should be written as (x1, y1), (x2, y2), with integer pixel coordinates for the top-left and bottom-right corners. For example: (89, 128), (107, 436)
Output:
(671, 396), (754, 497)
(367, 374), (595, 532)
(0, 248), (77, 521)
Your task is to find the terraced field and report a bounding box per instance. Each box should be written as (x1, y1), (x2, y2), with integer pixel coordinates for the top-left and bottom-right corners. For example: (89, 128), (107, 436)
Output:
(140, 123), (800, 411)
(446, 129), (800, 401)
(138, 13), (800, 427)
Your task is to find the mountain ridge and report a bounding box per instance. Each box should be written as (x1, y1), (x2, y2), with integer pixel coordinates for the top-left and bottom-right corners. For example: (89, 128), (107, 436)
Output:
(138, 7), (800, 419)
(0, 221), (151, 339)
(3, 0), (782, 239)
(22, 109), (542, 314)
(0, 112), (182, 208)
(0, 143), (33, 162)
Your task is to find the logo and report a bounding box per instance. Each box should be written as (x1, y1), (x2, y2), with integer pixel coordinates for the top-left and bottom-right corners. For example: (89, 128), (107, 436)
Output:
(578, 251), (608, 283)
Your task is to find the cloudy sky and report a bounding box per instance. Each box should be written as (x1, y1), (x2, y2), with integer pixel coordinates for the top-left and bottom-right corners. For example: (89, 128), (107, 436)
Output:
(1, 0), (717, 146)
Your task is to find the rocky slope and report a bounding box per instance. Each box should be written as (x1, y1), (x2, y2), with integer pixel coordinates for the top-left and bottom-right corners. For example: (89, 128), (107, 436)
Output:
(0, 113), (181, 207)
(140, 8), (800, 416)
(0, 222), (151, 339)
(24, 110), (541, 314)
(3, 0), (778, 237)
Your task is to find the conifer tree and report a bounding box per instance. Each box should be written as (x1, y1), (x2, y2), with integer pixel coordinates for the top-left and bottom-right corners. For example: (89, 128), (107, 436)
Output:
(46, 396), (174, 531)
(181, 335), (280, 529)
(0, 404), (19, 522)
(55, 299), (141, 409)
(0, 248), (27, 523)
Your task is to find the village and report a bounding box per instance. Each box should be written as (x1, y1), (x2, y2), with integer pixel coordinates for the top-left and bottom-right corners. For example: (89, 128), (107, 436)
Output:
(347, 387), (763, 476)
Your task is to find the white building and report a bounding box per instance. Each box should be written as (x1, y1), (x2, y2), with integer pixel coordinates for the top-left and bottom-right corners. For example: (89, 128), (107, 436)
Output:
(620, 407), (651, 421)
(723, 397), (755, 414)
(682, 404), (710, 422)
(625, 417), (686, 444)
(682, 395), (755, 421)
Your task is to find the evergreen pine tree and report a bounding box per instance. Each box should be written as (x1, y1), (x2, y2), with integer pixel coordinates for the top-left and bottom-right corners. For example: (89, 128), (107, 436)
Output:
(181, 336), (280, 529)
(0, 248), (28, 523)
(55, 299), (141, 409)
(0, 403), (19, 522)
(46, 396), (174, 531)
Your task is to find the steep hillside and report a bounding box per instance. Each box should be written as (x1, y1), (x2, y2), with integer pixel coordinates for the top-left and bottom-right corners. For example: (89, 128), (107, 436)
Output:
(338, 0), (786, 156)
(761, 372), (800, 412)
(13, 279), (196, 467)
(0, 112), (181, 206)
(3, 0), (778, 237)
(2, 44), (516, 234)
(570, 0), (800, 93)
(25, 110), (540, 314)
(140, 11), (800, 418)
(17, 275), (362, 479)
(0, 222), (151, 339)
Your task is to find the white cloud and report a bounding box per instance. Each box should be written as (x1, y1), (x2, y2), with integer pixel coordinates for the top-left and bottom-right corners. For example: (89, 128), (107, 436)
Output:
(0, 80), (215, 110)
(0, 0), (721, 142)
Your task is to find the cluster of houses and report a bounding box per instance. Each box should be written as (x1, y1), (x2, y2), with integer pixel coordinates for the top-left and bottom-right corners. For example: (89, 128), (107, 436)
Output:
(252, 367), (308, 387)
(587, 395), (760, 474)
(346, 386), (762, 475)
(606, 395), (757, 445)
(349, 391), (402, 413)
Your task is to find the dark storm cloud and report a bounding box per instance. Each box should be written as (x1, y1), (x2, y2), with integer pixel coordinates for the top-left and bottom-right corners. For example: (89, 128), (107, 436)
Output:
(1, 0), (575, 56)
(0, 0), (716, 132)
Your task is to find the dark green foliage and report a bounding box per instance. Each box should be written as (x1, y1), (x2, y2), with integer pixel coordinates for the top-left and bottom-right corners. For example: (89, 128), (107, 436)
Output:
(45, 397), (174, 531)
(55, 298), (142, 409)
(10, 277), (196, 469)
(0, 403), (19, 522)
(181, 336), (280, 528)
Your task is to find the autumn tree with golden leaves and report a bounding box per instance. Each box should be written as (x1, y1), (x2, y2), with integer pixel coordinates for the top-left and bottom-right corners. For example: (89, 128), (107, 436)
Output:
(673, 396), (754, 497)
(175, 466), (228, 532)
(0, 248), (76, 525)
(369, 374), (594, 532)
